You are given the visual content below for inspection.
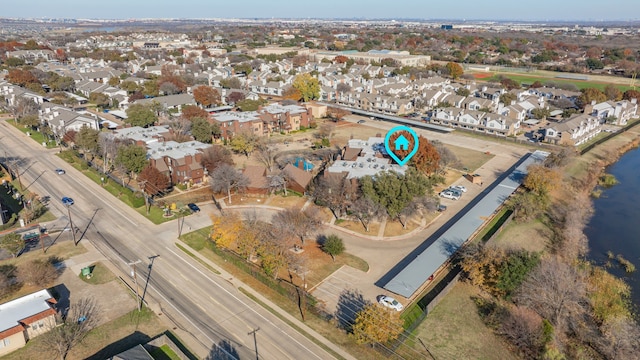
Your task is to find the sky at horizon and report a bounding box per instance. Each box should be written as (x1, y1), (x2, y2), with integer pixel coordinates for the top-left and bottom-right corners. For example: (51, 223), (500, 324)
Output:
(3, 0), (639, 22)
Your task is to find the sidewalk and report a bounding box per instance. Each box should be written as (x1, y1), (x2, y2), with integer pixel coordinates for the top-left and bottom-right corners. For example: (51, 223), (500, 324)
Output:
(174, 238), (358, 360)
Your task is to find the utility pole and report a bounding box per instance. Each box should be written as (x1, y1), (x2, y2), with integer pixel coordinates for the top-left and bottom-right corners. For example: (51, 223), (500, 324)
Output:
(127, 260), (143, 312)
(65, 203), (77, 246)
(248, 327), (260, 360)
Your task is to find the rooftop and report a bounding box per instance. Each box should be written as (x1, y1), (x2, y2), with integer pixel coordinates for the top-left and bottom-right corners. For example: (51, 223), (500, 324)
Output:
(0, 289), (55, 333)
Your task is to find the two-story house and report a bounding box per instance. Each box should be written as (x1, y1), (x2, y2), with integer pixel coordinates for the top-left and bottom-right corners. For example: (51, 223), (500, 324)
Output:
(544, 114), (601, 146)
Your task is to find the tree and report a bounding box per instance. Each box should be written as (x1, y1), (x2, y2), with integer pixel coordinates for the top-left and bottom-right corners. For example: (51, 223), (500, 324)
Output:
(516, 257), (586, 326)
(586, 58), (604, 70)
(7, 68), (39, 87)
(500, 78), (521, 90)
(0, 233), (24, 258)
(456, 87), (470, 96)
(360, 168), (432, 222)
(316, 122), (336, 140)
(181, 105), (209, 120)
(191, 117), (214, 143)
(350, 197), (384, 232)
(115, 144), (148, 180)
(18, 259), (58, 287)
(523, 165), (561, 197)
(327, 108), (350, 122)
(312, 174), (357, 219)
(210, 213), (243, 249)
(282, 86), (302, 101)
(11, 97), (39, 123)
(220, 77), (242, 89)
(271, 209), (321, 245)
(292, 73), (320, 102)
(500, 93), (517, 106)
(351, 303), (404, 346)
(334, 55), (349, 63)
(41, 297), (100, 360)
(89, 92), (110, 109)
(321, 234), (345, 261)
(445, 62), (464, 80)
(200, 145), (234, 173)
(604, 85), (622, 101)
(587, 267), (632, 324)
(159, 81), (181, 95)
(75, 125), (100, 160)
(577, 88), (607, 108)
(98, 133), (118, 174)
(4, 57), (25, 67)
(226, 91), (245, 104)
(229, 131), (259, 157)
(138, 165), (170, 196)
(50, 76), (75, 92)
(209, 164), (249, 203)
(193, 85), (221, 108)
(236, 99), (266, 112)
(336, 83), (351, 94)
(255, 140), (279, 172)
(622, 89), (640, 101)
(125, 104), (157, 128)
(501, 306), (545, 359)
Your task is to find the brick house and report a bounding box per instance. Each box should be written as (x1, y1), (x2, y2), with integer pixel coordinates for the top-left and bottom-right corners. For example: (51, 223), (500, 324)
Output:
(147, 140), (211, 185)
(0, 290), (57, 356)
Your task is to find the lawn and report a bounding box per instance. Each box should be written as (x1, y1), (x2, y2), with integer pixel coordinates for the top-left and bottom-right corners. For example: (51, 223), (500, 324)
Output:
(148, 344), (181, 360)
(483, 73), (633, 92)
(7, 120), (58, 149)
(80, 261), (117, 285)
(445, 144), (495, 172)
(335, 218), (380, 236)
(489, 218), (550, 253)
(398, 282), (517, 360)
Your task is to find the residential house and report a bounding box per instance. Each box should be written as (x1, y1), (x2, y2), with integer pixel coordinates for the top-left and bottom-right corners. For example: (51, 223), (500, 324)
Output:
(586, 99), (638, 125)
(0, 289), (57, 356)
(283, 163), (313, 194)
(544, 114), (602, 146)
(5, 49), (55, 64)
(211, 111), (264, 140)
(147, 140), (211, 185)
(39, 104), (100, 134)
(260, 103), (312, 133)
(243, 165), (270, 194)
(111, 125), (172, 146)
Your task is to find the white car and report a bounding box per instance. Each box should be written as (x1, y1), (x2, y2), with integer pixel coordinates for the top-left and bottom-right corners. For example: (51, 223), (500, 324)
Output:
(378, 295), (404, 311)
(439, 190), (460, 200)
(450, 185), (467, 193)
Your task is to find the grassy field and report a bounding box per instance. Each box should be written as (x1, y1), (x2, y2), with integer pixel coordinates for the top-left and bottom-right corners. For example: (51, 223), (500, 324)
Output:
(398, 282), (518, 360)
(80, 261), (117, 285)
(489, 218), (550, 253)
(482, 73), (633, 92)
(446, 144), (495, 172)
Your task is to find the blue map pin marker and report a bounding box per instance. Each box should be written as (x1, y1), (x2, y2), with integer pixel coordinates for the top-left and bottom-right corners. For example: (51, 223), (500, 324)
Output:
(384, 126), (419, 166)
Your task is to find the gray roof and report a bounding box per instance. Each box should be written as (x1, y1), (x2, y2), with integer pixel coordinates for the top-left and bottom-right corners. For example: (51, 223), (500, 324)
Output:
(382, 150), (549, 298)
(0, 289), (54, 332)
(134, 94), (195, 108)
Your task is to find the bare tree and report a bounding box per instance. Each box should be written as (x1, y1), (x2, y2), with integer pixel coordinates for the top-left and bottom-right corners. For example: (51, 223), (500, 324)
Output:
(315, 122), (336, 140)
(209, 164), (249, 203)
(255, 139), (279, 172)
(18, 259), (59, 287)
(336, 83), (351, 94)
(599, 317), (640, 360)
(40, 297), (101, 360)
(200, 145), (234, 173)
(500, 305), (545, 359)
(271, 208), (321, 245)
(11, 97), (40, 124)
(350, 197), (384, 232)
(98, 133), (119, 174)
(312, 175), (356, 219)
(516, 257), (586, 328)
(432, 140), (461, 171)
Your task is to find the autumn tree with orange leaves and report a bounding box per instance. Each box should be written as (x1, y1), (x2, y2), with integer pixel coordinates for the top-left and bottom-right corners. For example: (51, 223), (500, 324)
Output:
(193, 86), (221, 108)
(210, 213), (244, 249)
(388, 132), (441, 175)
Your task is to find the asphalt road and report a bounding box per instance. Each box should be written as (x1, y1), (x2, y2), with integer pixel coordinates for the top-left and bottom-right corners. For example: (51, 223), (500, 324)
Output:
(0, 120), (338, 360)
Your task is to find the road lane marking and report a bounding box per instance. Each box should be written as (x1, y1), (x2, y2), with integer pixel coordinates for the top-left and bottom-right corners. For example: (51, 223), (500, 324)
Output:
(165, 246), (324, 360)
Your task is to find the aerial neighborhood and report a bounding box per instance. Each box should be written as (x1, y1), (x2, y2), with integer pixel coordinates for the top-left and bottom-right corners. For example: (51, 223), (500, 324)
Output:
(1, 15), (640, 360)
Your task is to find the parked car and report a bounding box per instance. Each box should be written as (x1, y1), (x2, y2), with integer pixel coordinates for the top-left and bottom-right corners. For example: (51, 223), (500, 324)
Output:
(55, 169), (65, 175)
(378, 295), (404, 311)
(438, 204), (447, 212)
(357, 119), (366, 124)
(439, 190), (460, 200)
(61, 197), (74, 206)
(187, 203), (200, 212)
(450, 185), (467, 193)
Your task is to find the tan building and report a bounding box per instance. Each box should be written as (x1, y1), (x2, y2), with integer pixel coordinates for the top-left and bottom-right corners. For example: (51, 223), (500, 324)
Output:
(0, 289), (57, 356)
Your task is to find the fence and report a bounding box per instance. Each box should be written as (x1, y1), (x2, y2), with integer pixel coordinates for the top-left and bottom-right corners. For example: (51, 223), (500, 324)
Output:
(580, 119), (640, 155)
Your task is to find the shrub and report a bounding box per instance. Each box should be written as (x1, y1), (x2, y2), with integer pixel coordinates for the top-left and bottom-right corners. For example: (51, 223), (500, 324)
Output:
(128, 192), (145, 208)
